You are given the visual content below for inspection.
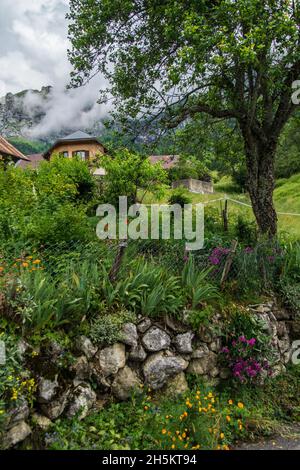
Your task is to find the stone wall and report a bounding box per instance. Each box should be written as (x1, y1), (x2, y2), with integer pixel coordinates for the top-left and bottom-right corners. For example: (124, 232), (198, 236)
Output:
(1, 301), (298, 449)
(172, 178), (214, 194)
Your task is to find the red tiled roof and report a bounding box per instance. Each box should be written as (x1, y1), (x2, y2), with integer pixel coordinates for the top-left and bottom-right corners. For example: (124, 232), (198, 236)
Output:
(149, 155), (179, 169)
(0, 136), (29, 161)
(16, 153), (45, 169)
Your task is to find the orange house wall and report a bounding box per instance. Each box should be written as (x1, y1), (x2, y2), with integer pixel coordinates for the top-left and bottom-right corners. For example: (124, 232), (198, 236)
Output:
(49, 141), (105, 160)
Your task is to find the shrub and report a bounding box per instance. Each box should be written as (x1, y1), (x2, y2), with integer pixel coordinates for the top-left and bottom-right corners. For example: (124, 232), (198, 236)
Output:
(221, 309), (275, 384)
(89, 310), (136, 346)
(181, 257), (220, 309)
(168, 187), (191, 207)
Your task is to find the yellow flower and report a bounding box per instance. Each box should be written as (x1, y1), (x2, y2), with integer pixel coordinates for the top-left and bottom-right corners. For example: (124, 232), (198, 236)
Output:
(171, 444), (175, 449)
(237, 402), (244, 409)
(228, 399), (233, 405)
(182, 432), (186, 439)
(0, 267), (4, 272)
(22, 262), (29, 268)
(162, 429), (167, 435)
(226, 415), (231, 422)
(220, 433), (225, 439)
(239, 424), (243, 430)
(144, 405), (148, 410)
(33, 259), (41, 265)
(27, 256), (33, 260)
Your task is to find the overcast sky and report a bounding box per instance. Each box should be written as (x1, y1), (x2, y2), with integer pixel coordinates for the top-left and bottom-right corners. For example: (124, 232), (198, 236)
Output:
(0, 0), (72, 96)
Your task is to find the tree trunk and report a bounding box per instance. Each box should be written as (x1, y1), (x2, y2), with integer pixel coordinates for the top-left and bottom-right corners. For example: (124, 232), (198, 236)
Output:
(242, 130), (278, 237)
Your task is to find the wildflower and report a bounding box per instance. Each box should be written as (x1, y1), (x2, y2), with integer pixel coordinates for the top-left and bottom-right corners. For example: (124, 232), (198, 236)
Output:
(144, 406), (148, 410)
(237, 402), (244, 409)
(220, 433), (225, 439)
(22, 262), (29, 268)
(162, 429), (167, 435)
(31, 351), (39, 357)
(171, 444), (175, 449)
(239, 424), (243, 431)
(226, 415), (231, 422)
(228, 399), (233, 405)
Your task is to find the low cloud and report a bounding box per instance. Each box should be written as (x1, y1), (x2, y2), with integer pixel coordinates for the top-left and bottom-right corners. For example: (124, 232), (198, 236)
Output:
(0, 0), (109, 138)
(24, 80), (110, 139)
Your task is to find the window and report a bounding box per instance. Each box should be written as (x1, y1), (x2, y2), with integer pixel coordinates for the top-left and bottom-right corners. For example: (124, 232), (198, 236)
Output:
(59, 151), (69, 158)
(72, 150), (89, 160)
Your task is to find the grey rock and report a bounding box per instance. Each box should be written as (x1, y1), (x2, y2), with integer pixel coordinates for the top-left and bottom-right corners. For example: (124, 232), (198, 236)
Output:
(17, 339), (30, 360)
(163, 372), (189, 396)
(187, 352), (217, 375)
(2, 421), (32, 449)
(71, 355), (91, 385)
(278, 338), (290, 354)
(129, 344), (147, 362)
(6, 399), (29, 429)
(76, 336), (97, 359)
(198, 325), (214, 343)
(142, 327), (171, 352)
(66, 383), (97, 420)
(137, 317), (152, 333)
(209, 338), (221, 353)
(191, 343), (209, 358)
(174, 332), (194, 354)
(111, 366), (142, 400)
(121, 323), (138, 348)
(38, 377), (59, 403)
(143, 352), (188, 389)
(209, 366), (220, 378)
(32, 413), (53, 431)
(41, 390), (69, 420)
(98, 343), (126, 376)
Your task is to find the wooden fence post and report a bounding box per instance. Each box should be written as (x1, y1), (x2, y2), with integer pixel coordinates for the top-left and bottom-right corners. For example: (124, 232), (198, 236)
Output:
(220, 239), (238, 289)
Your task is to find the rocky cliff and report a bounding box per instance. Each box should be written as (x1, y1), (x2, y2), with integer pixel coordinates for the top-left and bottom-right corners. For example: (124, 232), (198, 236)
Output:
(0, 87), (51, 138)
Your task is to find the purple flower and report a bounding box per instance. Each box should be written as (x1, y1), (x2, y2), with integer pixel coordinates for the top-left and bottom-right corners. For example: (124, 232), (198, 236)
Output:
(247, 338), (256, 347)
(244, 246), (253, 253)
(238, 335), (247, 343)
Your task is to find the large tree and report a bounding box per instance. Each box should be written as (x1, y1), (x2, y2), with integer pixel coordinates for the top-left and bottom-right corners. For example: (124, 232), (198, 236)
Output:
(68, 0), (300, 236)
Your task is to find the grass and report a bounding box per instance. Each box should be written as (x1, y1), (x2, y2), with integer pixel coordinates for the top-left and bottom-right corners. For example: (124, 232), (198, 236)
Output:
(142, 173), (300, 240)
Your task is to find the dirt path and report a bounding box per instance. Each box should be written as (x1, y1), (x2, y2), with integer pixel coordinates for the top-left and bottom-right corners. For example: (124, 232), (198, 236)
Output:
(236, 423), (300, 450)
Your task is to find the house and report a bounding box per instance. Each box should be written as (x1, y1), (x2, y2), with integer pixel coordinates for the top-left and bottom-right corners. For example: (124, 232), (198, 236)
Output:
(16, 153), (45, 169)
(0, 136), (30, 165)
(43, 130), (107, 161)
(149, 155), (179, 169)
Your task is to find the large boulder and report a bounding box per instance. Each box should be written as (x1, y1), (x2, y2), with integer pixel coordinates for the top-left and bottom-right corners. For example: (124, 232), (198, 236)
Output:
(98, 343), (126, 376)
(75, 336), (97, 359)
(187, 352), (217, 375)
(2, 421), (31, 449)
(111, 366), (142, 400)
(142, 327), (171, 352)
(143, 352), (188, 389)
(66, 383), (97, 420)
(173, 332), (194, 354)
(32, 413), (53, 431)
(121, 323), (138, 348)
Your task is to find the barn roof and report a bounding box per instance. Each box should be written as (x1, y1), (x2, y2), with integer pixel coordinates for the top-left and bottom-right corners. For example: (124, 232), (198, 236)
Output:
(0, 136), (30, 161)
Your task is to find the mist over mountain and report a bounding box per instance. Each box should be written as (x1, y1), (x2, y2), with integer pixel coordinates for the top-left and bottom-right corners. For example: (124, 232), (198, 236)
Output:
(0, 84), (109, 142)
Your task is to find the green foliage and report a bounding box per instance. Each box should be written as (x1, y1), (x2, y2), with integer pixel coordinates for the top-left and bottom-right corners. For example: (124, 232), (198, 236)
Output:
(168, 155), (211, 183)
(100, 149), (167, 205)
(43, 385), (246, 450)
(101, 259), (183, 317)
(168, 187), (191, 207)
(181, 257), (220, 309)
(8, 137), (48, 156)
